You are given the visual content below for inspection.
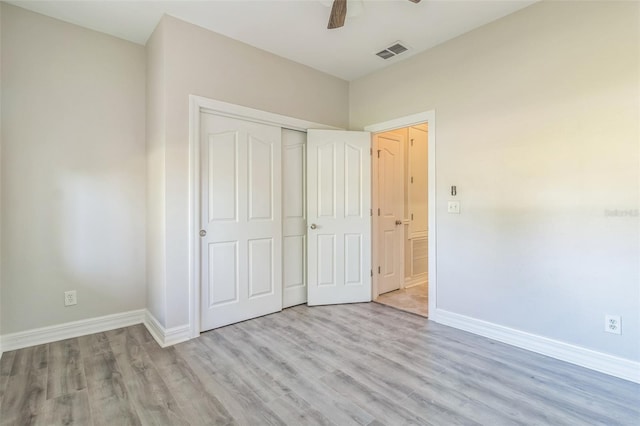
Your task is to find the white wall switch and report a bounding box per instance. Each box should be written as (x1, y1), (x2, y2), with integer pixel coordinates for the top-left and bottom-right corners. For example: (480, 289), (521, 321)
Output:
(447, 201), (460, 214)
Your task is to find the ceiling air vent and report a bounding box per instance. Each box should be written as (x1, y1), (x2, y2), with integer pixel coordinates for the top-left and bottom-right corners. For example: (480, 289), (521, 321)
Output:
(376, 49), (395, 60)
(375, 41), (409, 60)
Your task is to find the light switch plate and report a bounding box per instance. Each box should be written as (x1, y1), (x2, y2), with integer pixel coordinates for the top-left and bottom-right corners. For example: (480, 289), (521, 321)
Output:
(447, 201), (460, 214)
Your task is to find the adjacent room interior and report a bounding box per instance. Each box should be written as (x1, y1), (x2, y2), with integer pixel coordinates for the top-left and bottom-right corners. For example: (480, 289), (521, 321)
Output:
(373, 123), (429, 317)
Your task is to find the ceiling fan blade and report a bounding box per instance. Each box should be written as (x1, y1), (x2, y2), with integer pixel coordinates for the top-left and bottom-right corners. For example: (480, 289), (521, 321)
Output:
(408, 0), (421, 3)
(328, 0), (347, 29)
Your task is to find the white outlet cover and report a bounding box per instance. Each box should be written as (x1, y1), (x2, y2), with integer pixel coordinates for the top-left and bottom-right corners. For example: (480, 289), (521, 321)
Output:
(605, 315), (621, 335)
(64, 290), (77, 306)
(447, 201), (460, 214)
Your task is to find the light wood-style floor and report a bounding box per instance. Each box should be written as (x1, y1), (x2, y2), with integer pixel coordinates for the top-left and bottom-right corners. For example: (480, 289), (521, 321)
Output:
(1, 303), (638, 425)
(375, 283), (428, 317)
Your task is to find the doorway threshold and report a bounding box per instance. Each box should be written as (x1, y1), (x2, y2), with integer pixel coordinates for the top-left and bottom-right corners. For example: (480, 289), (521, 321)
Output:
(374, 283), (428, 317)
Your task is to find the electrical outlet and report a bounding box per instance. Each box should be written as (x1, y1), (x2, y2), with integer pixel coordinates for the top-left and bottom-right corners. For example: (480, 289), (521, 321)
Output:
(64, 290), (77, 307)
(605, 315), (621, 335)
(447, 201), (460, 214)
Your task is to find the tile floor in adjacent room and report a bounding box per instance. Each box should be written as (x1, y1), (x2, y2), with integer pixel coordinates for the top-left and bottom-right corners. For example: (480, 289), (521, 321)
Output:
(375, 283), (428, 317)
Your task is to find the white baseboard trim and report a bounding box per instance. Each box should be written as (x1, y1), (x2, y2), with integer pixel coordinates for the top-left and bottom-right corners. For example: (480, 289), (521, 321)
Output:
(404, 275), (427, 289)
(143, 310), (192, 348)
(0, 309), (145, 354)
(429, 308), (640, 384)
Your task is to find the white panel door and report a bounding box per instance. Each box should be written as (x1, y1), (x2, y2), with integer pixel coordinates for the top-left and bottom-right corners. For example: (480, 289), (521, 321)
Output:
(200, 112), (282, 331)
(307, 130), (371, 305)
(375, 132), (405, 294)
(282, 129), (307, 308)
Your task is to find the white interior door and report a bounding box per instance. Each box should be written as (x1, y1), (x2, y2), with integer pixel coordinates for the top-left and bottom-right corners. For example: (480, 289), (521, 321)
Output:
(375, 132), (405, 294)
(282, 129), (307, 308)
(200, 112), (282, 331)
(307, 130), (371, 305)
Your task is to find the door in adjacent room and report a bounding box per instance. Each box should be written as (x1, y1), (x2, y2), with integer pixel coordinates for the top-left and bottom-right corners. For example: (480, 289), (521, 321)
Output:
(374, 131), (405, 295)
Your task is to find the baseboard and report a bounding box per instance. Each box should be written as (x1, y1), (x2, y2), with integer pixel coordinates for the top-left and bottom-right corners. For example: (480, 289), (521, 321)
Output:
(0, 309), (146, 353)
(404, 275), (427, 289)
(143, 310), (192, 348)
(429, 308), (640, 384)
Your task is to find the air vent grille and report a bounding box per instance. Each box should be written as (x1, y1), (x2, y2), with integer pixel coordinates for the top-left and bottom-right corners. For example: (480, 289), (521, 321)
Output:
(375, 41), (409, 60)
(388, 43), (408, 54)
(376, 49), (395, 60)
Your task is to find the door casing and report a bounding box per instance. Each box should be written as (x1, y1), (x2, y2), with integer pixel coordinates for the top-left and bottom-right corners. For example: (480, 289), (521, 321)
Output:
(365, 111), (436, 314)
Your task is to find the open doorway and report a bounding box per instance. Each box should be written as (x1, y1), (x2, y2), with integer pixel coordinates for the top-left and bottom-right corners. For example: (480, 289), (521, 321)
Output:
(372, 123), (429, 317)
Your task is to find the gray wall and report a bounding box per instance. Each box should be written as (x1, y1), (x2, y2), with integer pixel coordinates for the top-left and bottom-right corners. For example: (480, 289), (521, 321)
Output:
(1, 4), (147, 334)
(350, 1), (639, 361)
(146, 15), (350, 328)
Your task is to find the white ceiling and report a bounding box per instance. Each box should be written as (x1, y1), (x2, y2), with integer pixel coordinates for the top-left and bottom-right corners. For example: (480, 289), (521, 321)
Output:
(7, 0), (537, 81)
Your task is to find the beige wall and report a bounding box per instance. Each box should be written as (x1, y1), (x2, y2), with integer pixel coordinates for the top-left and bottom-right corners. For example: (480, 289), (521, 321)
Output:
(1, 4), (147, 334)
(145, 19), (167, 326)
(351, 1), (639, 361)
(148, 15), (350, 328)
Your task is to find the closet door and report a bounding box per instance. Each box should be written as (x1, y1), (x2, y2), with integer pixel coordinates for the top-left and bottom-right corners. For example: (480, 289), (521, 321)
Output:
(200, 113), (282, 331)
(282, 129), (307, 308)
(307, 130), (372, 305)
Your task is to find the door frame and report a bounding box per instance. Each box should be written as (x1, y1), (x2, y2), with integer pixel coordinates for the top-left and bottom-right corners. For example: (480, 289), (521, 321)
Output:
(364, 111), (436, 316)
(188, 95), (337, 338)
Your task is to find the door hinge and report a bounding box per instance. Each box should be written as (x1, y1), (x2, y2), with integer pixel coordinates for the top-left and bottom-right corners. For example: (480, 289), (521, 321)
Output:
(377, 208), (380, 216)
(411, 139), (414, 146)
(378, 266), (381, 274)
(370, 208), (373, 216)
(411, 176), (414, 183)
(377, 149), (381, 158)
(411, 213), (414, 220)
(371, 269), (373, 277)
(370, 148), (372, 156)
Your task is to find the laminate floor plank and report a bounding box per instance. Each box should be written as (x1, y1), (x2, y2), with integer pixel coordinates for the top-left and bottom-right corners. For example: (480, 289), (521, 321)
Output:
(232, 317), (383, 425)
(78, 333), (112, 358)
(267, 392), (334, 426)
(285, 305), (446, 379)
(235, 318), (336, 379)
(0, 351), (15, 377)
(196, 331), (291, 404)
(85, 374), (141, 426)
(35, 389), (92, 426)
(143, 341), (234, 426)
(181, 340), (285, 426)
(83, 352), (120, 383)
(399, 329), (640, 419)
(1, 303), (638, 425)
(9, 345), (47, 377)
(82, 342), (142, 426)
(320, 370), (429, 425)
(0, 352), (15, 407)
(46, 338), (86, 400)
(0, 370), (47, 426)
(119, 366), (188, 426)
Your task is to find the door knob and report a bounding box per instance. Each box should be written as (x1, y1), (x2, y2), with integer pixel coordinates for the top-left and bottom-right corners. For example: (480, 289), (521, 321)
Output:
(395, 220), (403, 225)
(310, 224), (317, 230)
(199, 230), (207, 237)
